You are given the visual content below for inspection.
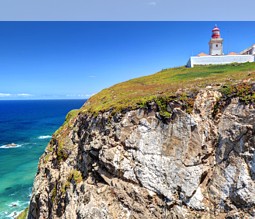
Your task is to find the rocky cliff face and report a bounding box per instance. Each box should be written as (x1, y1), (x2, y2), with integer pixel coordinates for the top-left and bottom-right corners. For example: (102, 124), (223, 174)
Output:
(28, 88), (255, 219)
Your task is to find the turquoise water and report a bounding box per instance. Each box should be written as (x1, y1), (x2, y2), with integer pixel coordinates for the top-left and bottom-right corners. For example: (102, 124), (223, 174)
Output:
(0, 100), (85, 218)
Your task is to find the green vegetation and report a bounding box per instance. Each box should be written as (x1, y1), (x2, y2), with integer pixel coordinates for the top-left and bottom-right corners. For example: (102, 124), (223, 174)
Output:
(60, 170), (83, 195)
(16, 207), (28, 219)
(56, 140), (69, 162)
(52, 62), (255, 141)
(149, 93), (196, 118)
(47, 144), (54, 152)
(81, 62), (255, 114)
(68, 169), (83, 184)
(219, 83), (255, 103)
(51, 184), (57, 202)
(155, 97), (172, 118)
(213, 82), (255, 117)
(43, 154), (50, 163)
(61, 181), (71, 194)
(64, 109), (79, 125)
(54, 109), (79, 137)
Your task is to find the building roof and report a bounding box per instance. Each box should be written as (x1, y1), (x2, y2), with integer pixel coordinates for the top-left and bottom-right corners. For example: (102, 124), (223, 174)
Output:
(197, 52), (208, 57)
(240, 45), (255, 55)
(228, 52), (238, 55)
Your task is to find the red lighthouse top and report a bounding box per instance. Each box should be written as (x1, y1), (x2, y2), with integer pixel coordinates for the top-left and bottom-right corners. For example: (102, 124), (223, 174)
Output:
(211, 25), (220, 39)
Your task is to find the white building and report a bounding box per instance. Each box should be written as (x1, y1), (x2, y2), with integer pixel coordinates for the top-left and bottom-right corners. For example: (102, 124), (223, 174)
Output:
(240, 44), (255, 55)
(187, 26), (255, 68)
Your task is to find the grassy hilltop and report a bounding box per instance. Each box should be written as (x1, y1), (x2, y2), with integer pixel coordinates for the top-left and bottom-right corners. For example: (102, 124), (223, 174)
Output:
(53, 62), (255, 163)
(81, 62), (255, 114)
(55, 62), (255, 139)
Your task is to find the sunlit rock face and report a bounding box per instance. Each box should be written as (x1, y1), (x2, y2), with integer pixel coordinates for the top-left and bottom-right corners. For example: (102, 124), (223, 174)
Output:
(28, 89), (255, 219)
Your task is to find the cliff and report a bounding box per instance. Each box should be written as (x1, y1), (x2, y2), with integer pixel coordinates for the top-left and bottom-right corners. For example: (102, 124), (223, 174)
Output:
(28, 63), (255, 219)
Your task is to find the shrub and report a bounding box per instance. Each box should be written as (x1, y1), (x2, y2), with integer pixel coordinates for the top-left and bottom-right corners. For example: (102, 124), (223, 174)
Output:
(219, 83), (255, 104)
(56, 140), (68, 163)
(68, 170), (83, 184)
(51, 184), (57, 202)
(155, 97), (172, 118)
(61, 181), (71, 194)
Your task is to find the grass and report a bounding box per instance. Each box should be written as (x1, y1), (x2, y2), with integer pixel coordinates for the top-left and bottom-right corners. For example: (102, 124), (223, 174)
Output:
(68, 170), (83, 184)
(61, 181), (71, 194)
(60, 170), (82, 194)
(213, 82), (255, 117)
(64, 109), (79, 125)
(16, 207), (28, 219)
(51, 62), (255, 164)
(51, 184), (57, 203)
(56, 140), (68, 163)
(81, 62), (255, 114)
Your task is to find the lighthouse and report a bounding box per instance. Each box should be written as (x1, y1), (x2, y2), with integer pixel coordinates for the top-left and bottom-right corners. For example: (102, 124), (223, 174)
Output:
(186, 25), (254, 67)
(209, 25), (223, 55)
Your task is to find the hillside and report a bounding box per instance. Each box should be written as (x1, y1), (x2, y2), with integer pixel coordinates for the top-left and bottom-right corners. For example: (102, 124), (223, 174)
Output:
(27, 63), (255, 219)
(82, 62), (255, 113)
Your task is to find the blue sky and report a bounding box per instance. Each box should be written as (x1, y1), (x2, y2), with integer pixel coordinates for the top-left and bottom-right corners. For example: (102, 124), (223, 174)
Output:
(1, 21), (255, 99)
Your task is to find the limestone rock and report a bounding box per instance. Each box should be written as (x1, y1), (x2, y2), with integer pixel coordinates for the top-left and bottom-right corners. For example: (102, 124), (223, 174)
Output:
(28, 89), (255, 219)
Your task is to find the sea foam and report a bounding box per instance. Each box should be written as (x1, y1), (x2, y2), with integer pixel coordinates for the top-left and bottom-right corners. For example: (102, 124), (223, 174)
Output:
(38, 135), (52, 139)
(0, 144), (22, 149)
(8, 201), (20, 207)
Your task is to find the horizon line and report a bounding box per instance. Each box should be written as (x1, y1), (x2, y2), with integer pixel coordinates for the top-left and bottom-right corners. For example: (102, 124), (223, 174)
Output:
(0, 98), (88, 101)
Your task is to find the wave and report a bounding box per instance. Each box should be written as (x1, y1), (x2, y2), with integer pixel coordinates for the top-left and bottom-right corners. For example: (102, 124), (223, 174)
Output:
(38, 135), (52, 139)
(1, 200), (29, 218)
(8, 201), (20, 208)
(5, 210), (22, 219)
(3, 201), (22, 218)
(0, 143), (22, 149)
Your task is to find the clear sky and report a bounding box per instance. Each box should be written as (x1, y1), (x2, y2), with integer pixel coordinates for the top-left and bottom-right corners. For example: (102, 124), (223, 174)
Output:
(0, 21), (255, 99)
(0, 0), (254, 21)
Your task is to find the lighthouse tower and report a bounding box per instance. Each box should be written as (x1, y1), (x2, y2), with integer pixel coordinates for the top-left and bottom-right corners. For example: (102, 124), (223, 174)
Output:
(209, 25), (223, 55)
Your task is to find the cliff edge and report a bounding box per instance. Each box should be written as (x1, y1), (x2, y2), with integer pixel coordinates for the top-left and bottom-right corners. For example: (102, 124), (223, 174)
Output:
(28, 63), (255, 218)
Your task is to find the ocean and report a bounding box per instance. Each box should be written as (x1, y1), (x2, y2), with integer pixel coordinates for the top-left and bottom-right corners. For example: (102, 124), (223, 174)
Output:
(0, 99), (85, 219)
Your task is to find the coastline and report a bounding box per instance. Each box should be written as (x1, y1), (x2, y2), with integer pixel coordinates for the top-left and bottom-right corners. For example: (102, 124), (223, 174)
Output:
(0, 99), (85, 219)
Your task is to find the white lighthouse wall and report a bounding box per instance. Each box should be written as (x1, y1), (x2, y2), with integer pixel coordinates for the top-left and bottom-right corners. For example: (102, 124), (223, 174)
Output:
(210, 48), (222, 56)
(187, 55), (254, 68)
(210, 43), (223, 55)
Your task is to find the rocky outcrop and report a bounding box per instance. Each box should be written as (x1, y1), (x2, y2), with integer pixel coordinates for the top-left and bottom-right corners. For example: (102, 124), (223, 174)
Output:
(28, 88), (255, 219)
